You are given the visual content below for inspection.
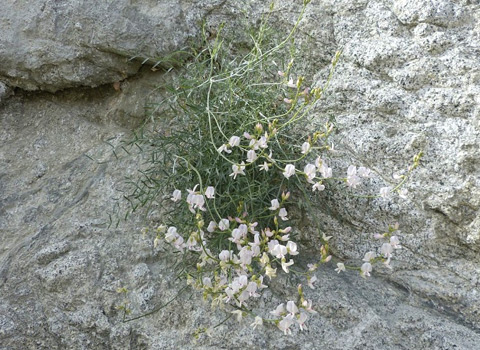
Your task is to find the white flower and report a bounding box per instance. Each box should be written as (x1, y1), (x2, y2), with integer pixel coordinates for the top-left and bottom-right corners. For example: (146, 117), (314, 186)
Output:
(390, 236), (402, 249)
(271, 303), (285, 317)
(260, 252), (270, 265)
(312, 182), (325, 192)
(286, 241), (299, 256)
(165, 226), (178, 243)
(171, 189), (181, 202)
(250, 316), (263, 329)
(297, 312), (308, 331)
(270, 243), (287, 259)
(265, 265), (277, 280)
(286, 300), (298, 315)
(218, 218), (230, 231)
(287, 78), (297, 88)
(259, 161), (270, 172)
(302, 299), (317, 314)
(360, 262), (372, 278)
(269, 199), (280, 211)
(218, 144), (231, 153)
(398, 188), (408, 199)
(346, 165), (361, 188)
(258, 135), (268, 149)
(231, 310), (243, 322)
(190, 194), (206, 211)
(335, 263), (345, 273)
(301, 142), (311, 154)
(246, 149), (257, 163)
(207, 221), (217, 232)
(229, 162), (246, 179)
(283, 164), (296, 178)
(277, 314), (295, 335)
(279, 208), (289, 221)
(304, 163), (316, 182)
(380, 187), (391, 198)
(281, 258), (294, 273)
(363, 251), (376, 262)
(307, 275), (317, 289)
(205, 186), (215, 199)
(381, 243), (393, 258)
(219, 250), (232, 261)
(357, 167), (371, 178)
(229, 135), (241, 147)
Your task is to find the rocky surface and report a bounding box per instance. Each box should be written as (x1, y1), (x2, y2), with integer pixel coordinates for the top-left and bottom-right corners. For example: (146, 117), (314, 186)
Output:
(1, 0), (479, 349)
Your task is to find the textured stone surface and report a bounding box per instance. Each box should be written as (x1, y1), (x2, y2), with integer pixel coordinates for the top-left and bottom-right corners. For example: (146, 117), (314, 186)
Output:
(0, 0), (229, 92)
(1, 0), (480, 349)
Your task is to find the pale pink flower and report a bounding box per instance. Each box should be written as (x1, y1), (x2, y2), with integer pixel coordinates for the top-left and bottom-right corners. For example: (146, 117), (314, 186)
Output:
(229, 162), (246, 179)
(304, 163), (316, 182)
(269, 199), (280, 211)
(287, 78), (297, 88)
(302, 299), (317, 314)
(301, 142), (311, 154)
(286, 300), (298, 315)
(380, 187), (391, 198)
(258, 135), (268, 149)
(346, 165), (361, 188)
(165, 226), (178, 243)
(279, 208), (289, 221)
(278, 314), (295, 335)
(297, 312), (308, 331)
(284, 98), (293, 104)
(357, 167), (371, 178)
(271, 303), (285, 317)
(207, 221), (217, 233)
(250, 316), (263, 329)
(390, 236), (402, 249)
(286, 241), (299, 256)
(246, 150), (257, 163)
(219, 250), (232, 261)
(363, 251), (376, 262)
(217, 144), (231, 153)
(218, 218), (230, 231)
(228, 135), (241, 147)
(335, 262), (345, 273)
(360, 262), (372, 278)
(381, 243), (393, 258)
(312, 182), (325, 192)
(231, 310), (243, 322)
(283, 164), (295, 178)
(307, 275), (317, 289)
(205, 186), (215, 199)
(259, 161), (270, 172)
(171, 189), (181, 202)
(270, 243), (287, 259)
(398, 188), (408, 199)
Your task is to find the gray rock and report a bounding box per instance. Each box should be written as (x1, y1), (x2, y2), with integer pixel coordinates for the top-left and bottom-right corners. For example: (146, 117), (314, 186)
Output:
(0, 0), (229, 92)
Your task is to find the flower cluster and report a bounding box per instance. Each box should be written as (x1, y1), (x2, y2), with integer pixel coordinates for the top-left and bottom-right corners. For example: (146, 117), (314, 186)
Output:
(126, 2), (417, 333)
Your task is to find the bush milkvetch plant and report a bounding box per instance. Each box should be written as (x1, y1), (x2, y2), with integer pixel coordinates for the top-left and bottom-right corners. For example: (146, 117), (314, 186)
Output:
(122, 0), (420, 335)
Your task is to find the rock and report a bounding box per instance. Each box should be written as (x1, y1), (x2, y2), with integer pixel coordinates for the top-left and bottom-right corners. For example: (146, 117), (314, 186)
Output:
(0, 0), (229, 92)
(1, 0), (480, 349)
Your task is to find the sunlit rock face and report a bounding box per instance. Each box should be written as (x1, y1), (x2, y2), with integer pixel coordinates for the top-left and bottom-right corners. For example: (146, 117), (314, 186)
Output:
(0, 0), (479, 349)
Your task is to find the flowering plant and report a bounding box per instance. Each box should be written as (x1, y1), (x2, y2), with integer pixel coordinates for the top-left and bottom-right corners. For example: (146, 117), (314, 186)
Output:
(122, 0), (419, 336)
